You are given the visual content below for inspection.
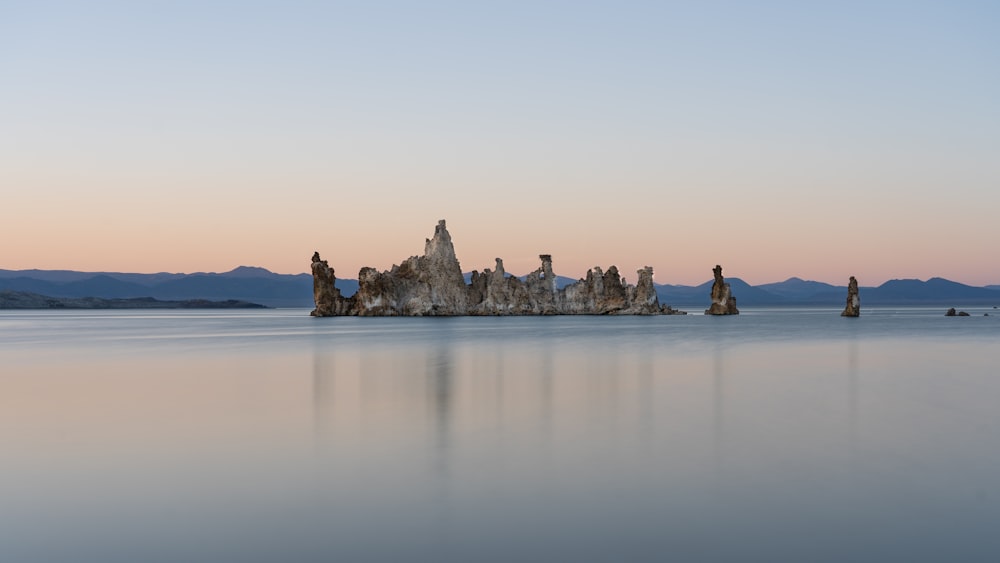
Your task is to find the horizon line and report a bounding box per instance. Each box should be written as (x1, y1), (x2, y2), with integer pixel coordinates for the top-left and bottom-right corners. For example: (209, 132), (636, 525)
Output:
(2, 265), (998, 290)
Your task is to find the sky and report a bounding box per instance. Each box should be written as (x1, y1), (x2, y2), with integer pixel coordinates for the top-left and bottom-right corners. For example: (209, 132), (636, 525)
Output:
(2, 0), (998, 286)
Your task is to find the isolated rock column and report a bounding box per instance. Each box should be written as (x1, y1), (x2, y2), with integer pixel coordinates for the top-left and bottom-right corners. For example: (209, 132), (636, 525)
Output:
(704, 265), (739, 315)
(841, 276), (860, 317)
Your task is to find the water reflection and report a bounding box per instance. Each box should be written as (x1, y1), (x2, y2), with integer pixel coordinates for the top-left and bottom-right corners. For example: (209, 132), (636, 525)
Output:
(713, 341), (726, 474)
(312, 347), (334, 442)
(9, 312), (991, 562)
(427, 340), (453, 454)
(637, 346), (653, 448)
(848, 337), (859, 455)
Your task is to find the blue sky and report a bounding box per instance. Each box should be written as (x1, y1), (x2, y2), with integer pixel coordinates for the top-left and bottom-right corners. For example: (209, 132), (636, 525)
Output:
(2, 1), (998, 284)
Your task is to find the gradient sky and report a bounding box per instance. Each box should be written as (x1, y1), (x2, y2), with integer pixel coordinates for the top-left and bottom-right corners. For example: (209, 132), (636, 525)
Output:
(2, 1), (998, 285)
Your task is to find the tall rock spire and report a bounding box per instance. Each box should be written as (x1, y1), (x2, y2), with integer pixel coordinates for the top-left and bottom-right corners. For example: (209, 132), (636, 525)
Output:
(704, 265), (739, 315)
(841, 276), (860, 317)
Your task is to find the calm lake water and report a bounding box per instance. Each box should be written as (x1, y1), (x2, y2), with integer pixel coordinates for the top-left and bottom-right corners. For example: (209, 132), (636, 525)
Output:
(2, 308), (999, 562)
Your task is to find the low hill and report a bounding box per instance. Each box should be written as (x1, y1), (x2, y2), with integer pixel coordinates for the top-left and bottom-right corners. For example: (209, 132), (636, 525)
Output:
(0, 290), (265, 309)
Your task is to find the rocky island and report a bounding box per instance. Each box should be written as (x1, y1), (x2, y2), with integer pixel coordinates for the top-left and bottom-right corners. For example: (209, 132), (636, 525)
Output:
(311, 220), (685, 316)
(704, 265), (739, 315)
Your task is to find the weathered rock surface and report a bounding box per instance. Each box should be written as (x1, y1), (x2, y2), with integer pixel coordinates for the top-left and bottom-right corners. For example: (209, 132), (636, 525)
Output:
(312, 220), (686, 317)
(351, 220), (470, 316)
(704, 265), (739, 315)
(310, 252), (352, 316)
(841, 276), (860, 317)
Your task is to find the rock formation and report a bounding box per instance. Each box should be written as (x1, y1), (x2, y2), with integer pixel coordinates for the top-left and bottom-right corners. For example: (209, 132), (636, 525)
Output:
(841, 276), (860, 317)
(945, 308), (970, 317)
(311, 220), (686, 317)
(351, 220), (470, 316)
(704, 265), (739, 315)
(310, 252), (353, 316)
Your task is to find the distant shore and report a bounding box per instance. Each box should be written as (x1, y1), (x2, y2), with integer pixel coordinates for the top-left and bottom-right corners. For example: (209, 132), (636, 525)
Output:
(0, 291), (266, 310)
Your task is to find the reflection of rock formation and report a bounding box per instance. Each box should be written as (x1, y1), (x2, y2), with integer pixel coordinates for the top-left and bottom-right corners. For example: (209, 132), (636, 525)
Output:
(704, 265), (739, 315)
(312, 220), (686, 316)
(841, 276), (860, 317)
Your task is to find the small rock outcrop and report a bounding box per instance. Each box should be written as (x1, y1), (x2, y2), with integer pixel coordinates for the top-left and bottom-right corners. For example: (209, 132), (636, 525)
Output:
(945, 308), (970, 317)
(310, 252), (353, 316)
(841, 276), (860, 317)
(704, 265), (739, 315)
(311, 220), (686, 316)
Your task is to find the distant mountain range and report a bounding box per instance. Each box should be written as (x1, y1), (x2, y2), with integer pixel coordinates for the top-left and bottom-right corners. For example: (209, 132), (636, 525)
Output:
(2, 268), (998, 308)
(0, 266), (315, 308)
(657, 276), (1000, 307)
(0, 291), (265, 310)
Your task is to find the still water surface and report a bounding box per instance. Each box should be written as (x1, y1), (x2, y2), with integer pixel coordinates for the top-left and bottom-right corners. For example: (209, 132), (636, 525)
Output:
(1, 308), (999, 562)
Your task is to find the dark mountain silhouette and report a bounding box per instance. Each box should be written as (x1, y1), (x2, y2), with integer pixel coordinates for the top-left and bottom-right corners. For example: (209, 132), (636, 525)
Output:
(0, 267), (313, 307)
(2, 267), (997, 309)
(865, 278), (1000, 305)
(58, 275), (154, 298)
(0, 275), (154, 299)
(0, 269), (112, 283)
(0, 268), (184, 284)
(656, 277), (1000, 307)
(1, 290), (265, 309)
(656, 278), (785, 307)
(0, 276), (67, 296)
(221, 266), (284, 278)
(757, 277), (841, 299)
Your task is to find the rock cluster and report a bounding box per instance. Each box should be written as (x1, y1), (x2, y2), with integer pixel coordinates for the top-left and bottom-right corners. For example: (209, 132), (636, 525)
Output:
(841, 276), (860, 317)
(945, 308), (970, 317)
(312, 220), (685, 317)
(704, 265), (739, 315)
